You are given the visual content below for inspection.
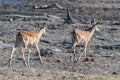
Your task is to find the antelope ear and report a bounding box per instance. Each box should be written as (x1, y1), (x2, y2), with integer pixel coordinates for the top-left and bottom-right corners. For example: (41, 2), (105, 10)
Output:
(43, 26), (46, 29)
(93, 22), (99, 27)
(42, 22), (46, 26)
(91, 19), (99, 26)
(41, 26), (46, 30)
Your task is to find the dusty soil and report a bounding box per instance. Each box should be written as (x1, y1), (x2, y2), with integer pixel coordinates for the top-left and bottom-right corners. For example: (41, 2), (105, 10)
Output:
(0, 0), (120, 80)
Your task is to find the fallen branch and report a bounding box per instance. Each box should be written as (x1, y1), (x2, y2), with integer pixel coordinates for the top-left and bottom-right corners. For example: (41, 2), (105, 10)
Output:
(1, 14), (42, 18)
(33, 3), (66, 10)
(64, 8), (75, 24)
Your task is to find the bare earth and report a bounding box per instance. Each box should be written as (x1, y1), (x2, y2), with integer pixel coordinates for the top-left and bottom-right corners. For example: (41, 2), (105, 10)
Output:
(0, 0), (120, 80)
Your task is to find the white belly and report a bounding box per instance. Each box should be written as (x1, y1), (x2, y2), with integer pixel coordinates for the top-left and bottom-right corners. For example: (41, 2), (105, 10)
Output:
(29, 41), (34, 44)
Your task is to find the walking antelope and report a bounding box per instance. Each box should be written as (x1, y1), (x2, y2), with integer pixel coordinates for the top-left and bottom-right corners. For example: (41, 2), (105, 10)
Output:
(9, 26), (46, 66)
(71, 23), (100, 61)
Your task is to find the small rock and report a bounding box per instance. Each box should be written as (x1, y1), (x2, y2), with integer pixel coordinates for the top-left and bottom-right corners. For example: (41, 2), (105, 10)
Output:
(112, 72), (117, 75)
(91, 58), (94, 62)
(37, 74), (41, 76)
(53, 48), (62, 52)
(84, 58), (90, 62)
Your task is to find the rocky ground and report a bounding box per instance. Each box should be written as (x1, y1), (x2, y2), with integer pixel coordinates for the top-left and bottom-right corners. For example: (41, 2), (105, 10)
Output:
(0, 0), (120, 80)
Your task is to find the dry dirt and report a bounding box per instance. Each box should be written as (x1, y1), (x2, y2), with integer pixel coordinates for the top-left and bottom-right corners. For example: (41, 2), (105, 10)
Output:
(0, 0), (120, 80)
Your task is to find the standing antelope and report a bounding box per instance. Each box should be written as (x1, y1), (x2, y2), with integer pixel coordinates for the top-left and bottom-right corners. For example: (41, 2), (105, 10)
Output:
(71, 23), (100, 61)
(9, 26), (46, 66)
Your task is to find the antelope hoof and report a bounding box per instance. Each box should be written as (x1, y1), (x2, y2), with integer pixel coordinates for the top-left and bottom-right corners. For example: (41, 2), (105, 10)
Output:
(41, 62), (44, 65)
(74, 58), (78, 63)
(40, 61), (44, 64)
(23, 61), (27, 66)
(9, 59), (12, 66)
(74, 60), (78, 63)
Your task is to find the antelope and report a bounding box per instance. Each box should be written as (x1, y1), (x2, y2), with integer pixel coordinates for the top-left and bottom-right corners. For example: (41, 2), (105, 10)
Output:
(9, 26), (46, 66)
(71, 23), (100, 61)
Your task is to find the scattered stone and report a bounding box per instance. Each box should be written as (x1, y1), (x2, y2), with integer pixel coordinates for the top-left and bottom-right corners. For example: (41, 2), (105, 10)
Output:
(56, 59), (61, 63)
(40, 49), (47, 57)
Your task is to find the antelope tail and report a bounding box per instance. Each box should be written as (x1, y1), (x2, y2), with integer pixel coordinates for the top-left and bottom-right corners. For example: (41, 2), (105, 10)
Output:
(15, 32), (23, 48)
(71, 31), (76, 47)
